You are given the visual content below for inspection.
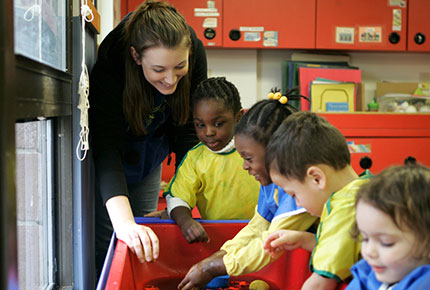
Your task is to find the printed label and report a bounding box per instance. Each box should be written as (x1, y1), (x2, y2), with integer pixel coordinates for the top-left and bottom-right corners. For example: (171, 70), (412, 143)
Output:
(389, 0), (406, 7)
(240, 26), (264, 32)
(194, 8), (218, 13)
(195, 12), (220, 17)
(359, 27), (382, 43)
(203, 18), (217, 28)
(392, 9), (402, 31)
(347, 142), (372, 153)
(263, 31), (278, 47)
(207, 0), (215, 9)
(336, 27), (354, 44)
(326, 102), (349, 112)
(244, 32), (261, 42)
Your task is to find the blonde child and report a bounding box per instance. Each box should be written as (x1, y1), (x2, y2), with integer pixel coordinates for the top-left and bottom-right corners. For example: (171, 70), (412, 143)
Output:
(178, 92), (318, 290)
(264, 111), (372, 290)
(164, 77), (260, 243)
(347, 165), (430, 289)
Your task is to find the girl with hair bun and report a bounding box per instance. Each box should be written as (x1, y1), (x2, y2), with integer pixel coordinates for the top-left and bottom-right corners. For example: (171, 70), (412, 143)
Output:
(178, 89), (317, 290)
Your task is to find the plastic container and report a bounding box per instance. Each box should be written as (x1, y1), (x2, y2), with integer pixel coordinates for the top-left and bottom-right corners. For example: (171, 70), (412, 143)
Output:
(206, 275), (229, 289)
(367, 97), (379, 112)
(97, 218), (313, 290)
(379, 94), (430, 113)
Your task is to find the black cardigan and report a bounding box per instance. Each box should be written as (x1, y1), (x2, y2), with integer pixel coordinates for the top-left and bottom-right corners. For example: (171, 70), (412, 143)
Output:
(89, 16), (207, 204)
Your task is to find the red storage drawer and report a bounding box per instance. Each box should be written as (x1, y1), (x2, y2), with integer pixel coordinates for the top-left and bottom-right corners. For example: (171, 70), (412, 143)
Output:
(316, 0), (408, 51)
(407, 0), (430, 52)
(321, 113), (430, 174)
(223, 0), (315, 49)
(121, 0), (223, 47)
(168, 0), (223, 48)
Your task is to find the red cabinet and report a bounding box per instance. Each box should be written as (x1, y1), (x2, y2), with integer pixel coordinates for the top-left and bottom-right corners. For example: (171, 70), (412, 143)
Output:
(120, 0), (142, 18)
(321, 113), (430, 175)
(121, 0), (223, 47)
(407, 0), (430, 52)
(167, 0), (223, 47)
(121, 0), (430, 52)
(222, 0), (315, 49)
(316, 0), (408, 51)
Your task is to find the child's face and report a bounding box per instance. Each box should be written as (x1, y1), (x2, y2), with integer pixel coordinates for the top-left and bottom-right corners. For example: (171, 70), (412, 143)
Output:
(193, 99), (239, 152)
(235, 134), (271, 186)
(269, 169), (326, 216)
(356, 201), (425, 284)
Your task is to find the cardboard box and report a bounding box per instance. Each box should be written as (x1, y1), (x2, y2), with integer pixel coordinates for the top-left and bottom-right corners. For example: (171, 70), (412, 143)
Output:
(355, 82), (365, 111)
(376, 82), (418, 99)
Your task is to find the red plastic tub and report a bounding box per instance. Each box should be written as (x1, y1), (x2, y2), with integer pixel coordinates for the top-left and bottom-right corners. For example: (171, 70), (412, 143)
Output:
(98, 218), (346, 290)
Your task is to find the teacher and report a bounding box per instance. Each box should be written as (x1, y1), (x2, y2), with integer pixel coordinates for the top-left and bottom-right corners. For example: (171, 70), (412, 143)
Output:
(89, 0), (207, 277)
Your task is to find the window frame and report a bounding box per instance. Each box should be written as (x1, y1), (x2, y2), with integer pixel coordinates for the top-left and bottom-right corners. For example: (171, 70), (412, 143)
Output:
(0, 0), (19, 288)
(2, 0), (75, 289)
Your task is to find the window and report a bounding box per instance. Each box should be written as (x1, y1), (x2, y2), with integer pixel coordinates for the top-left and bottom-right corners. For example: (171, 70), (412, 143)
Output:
(15, 120), (55, 290)
(7, 0), (97, 288)
(14, 0), (66, 71)
(12, 0), (74, 289)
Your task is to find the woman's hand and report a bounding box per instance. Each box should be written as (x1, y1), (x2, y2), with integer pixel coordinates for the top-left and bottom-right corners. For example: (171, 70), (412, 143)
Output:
(105, 196), (160, 263)
(178, 250), (227, 290)
(116, 221), (159, 263)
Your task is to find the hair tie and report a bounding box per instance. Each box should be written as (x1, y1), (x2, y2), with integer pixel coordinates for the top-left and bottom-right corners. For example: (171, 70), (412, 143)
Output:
(268, 86), (309, 105)
(268, 89), (288, 104)
(279, 96), (288, 104)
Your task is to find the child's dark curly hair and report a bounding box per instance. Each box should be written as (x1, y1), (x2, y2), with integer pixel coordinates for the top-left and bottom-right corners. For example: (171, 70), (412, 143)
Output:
(191, 77), (242, 115)
(234, 87), (306, 146)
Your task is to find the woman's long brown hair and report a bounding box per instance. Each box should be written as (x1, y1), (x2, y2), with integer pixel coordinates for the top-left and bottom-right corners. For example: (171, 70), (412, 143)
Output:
(122, 0), (192, 135)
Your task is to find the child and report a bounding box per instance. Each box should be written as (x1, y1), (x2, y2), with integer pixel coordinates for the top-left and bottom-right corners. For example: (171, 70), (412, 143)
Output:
(263, 111), (372, 290)
(164, 77), (260, 243)
(178, 91), (318, 290)
(347, 165), (430, 289)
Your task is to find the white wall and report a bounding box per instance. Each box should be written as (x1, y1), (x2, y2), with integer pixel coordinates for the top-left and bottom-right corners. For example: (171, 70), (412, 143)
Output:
(206, 49), (258, 109)
(207, 49), (430, 109)
(97, 0), (114, 44)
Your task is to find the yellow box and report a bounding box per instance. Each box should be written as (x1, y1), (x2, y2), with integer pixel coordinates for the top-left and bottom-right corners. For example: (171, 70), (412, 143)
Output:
(310, 82), (355, 112)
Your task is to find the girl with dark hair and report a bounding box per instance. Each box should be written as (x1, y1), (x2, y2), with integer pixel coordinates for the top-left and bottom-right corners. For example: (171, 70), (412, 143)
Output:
(89, 0), (207, 276)
(178, 91), (317, 290)
(164, 77), (259, 243)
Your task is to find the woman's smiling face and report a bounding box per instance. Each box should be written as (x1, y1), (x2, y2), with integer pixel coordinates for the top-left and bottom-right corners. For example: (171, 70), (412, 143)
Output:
(235, 134), (270, 186)
(135, 37), (190, 95)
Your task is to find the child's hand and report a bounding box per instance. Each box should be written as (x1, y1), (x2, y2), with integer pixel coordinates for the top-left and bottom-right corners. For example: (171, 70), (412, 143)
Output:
(177, 260), (214, 290)
(144, 209), (170, 219)
(180, 218), (210, 243)
(178, 250), (227, 290)
(263, 230), (304, 259)
(170, 206), (210, 243)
